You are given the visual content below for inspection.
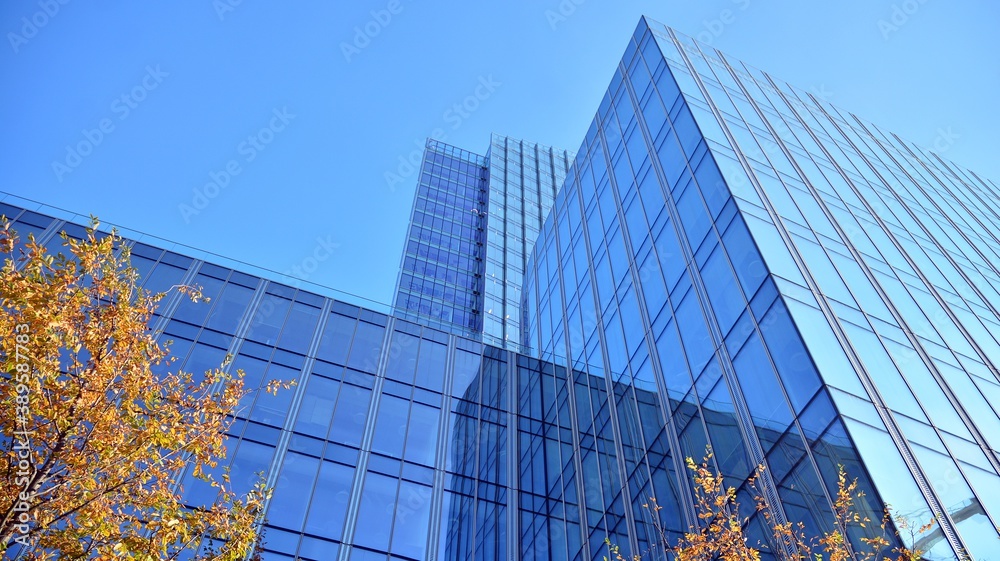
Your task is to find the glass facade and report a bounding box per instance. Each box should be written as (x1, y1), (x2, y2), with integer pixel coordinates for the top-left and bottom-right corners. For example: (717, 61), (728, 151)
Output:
(483, 134), (574, 347)
(523, 16), (1000, 560)
(394, 135), (573, 349)
(6, 14), (1000, 561)
(394, 139), (489, 335)
(3, 201), (642, 561)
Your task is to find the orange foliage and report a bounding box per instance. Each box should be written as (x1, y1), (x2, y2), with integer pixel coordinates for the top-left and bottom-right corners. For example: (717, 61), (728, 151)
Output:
(605, 449), (937, 561)
(0, 219), (273, 559)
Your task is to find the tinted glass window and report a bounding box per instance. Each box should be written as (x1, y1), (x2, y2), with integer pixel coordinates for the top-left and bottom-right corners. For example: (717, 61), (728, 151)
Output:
(205, 282), (254, 334)
(278, 301), (321, 354)
(316, 312), (356, 365)
(304, 460), (354, 539)
(268, 452), (320, 532)
(329, 385), (371, 448)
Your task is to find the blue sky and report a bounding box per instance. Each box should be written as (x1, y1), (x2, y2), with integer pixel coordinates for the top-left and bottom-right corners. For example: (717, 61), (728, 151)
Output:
(2, 1), (997, 309)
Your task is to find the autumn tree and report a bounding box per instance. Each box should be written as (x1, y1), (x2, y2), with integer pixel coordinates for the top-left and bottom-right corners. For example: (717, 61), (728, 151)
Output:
(604, 454), (760, 561)
(0, 218), (270, 559)
(673, 455), (760, 561)
(755, 463), (930, 561)
(605, 449), (934, 561)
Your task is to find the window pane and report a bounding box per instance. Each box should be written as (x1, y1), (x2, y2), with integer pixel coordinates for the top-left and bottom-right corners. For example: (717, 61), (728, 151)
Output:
(267, 452), (320, 532)
(733, 334), (793, 435)
(372, 395), (409, 458)
(330, 385), (371, 448)
(701, 246), (743, 334)
(414, 339), (447, 392)
(141, 262), (188, 296)
(404, 402), (439, 466)
(249, 363), (300, 427)
(180, 343), (227, 387)
(385, 331), (420, 384)
(348, 322), (386, 373)
(294, 376), (340, 438)
(173, 274), (226, 326)
(230, 440), (275, 497)
(205, 282), (254, 334)
(304, 460), (354, 539)
(246, 294), (292, 346)
(354, 473), (399, 551)
(233, 354), (269, 417)
(277, 301), (321, 354)
(316, 312), (356, 365)
(452, 349), (482, 398)
(391, 481), (432, 558)
(759, 301), (821, 412)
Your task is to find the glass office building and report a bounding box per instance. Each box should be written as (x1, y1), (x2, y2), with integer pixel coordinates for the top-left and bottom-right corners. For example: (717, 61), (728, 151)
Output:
(482, 134), (574, 347)
(7, 199), (672, 561)
(6, 14), (1000, 561)
(523, 16), (1000, 560)
(394, 135), (573, 348)
(393, 139), (490, 335)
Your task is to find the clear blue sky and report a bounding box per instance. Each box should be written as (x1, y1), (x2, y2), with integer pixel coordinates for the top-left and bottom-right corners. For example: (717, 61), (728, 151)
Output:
(2, 1), (997, 308)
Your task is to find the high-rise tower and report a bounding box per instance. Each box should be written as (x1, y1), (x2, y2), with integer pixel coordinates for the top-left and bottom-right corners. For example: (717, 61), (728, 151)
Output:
(394, 134), (573, 348)
(524, 16), (1000, 559)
